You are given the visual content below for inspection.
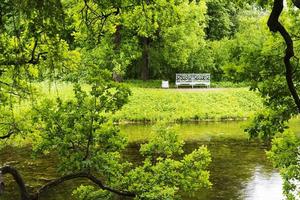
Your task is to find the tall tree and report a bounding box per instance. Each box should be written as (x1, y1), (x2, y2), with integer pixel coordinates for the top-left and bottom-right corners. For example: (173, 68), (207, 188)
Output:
(267, 0), (300, 111)
(0, 1), (212, 199)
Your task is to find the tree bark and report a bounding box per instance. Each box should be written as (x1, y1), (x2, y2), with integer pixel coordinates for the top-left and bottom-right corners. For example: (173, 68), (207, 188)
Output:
(0, 130), (14, 140)
(267, 0), (300, 112)
(114, 25), (122, 50)
(292, 0), (300, 8)
(141, 37), (150, 81)
(139, 0), (151, 81)
(0, 165), (136, 200)
(0, 166), (31, 200)
(113, 24), (123, 82)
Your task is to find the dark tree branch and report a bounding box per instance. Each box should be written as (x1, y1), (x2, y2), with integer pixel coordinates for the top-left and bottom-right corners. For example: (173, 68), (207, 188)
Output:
(26, 35), (48, 65)
(0, 51), (48, 66)
(0, 166), (31, 200)
(0, 35), (47, 67)
(82, 0), (119, 25)
(0, 130), (14, 140)
(0, 122), (20, 140)
(27, 52), (48, 65)
(0, 80), (10, 87)
(81, 0), (121, 43)
(267, 0), (300, 112)
(35, 172), (136, 198)
(0, 165), (136, 200)
(292, 0), (300, 8)
(27, 37), (39, 64)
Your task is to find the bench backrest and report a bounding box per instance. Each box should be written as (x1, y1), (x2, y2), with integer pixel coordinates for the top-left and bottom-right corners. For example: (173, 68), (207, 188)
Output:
(176, 73), (210, 84)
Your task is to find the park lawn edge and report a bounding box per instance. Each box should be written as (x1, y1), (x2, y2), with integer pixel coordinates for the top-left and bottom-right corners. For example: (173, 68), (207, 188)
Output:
(15, 82), (263, 124)
(113, 87), (263, 123)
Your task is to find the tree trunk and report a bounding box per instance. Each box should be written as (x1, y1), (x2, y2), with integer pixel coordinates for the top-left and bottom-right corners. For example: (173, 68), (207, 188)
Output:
(113, 25), (123, 82)
(140, 0), (151, 81)
(0, 165), (135, 200)
(114, 25), (122, 50)
(141, 37), (150, 81)
(268, 0), (300, 112)
(0, 166), (31, 200)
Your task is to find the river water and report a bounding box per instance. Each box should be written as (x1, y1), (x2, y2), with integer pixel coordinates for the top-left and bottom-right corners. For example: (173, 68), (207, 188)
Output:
(1, 120), (299, 200)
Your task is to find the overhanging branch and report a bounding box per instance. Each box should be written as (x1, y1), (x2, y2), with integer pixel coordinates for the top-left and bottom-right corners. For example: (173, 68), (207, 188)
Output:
(0, 166), (31, 200)
(0, 130), (14, 140)
(0, 165), (136, 200)
(0, 122), (20, 140)
(36, 172), (135, 198)
(267, 0), (300, 112)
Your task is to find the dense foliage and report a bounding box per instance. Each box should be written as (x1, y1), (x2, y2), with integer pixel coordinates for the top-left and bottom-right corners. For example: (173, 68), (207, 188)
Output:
(32, 89), (212, 199)
(267, 131), (300, 199)
(0, 0), (214, 199)
(1, 0), (300, 199)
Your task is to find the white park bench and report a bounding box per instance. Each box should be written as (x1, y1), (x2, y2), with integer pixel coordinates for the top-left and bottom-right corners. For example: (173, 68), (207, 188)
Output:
(176, 73), (210, 88)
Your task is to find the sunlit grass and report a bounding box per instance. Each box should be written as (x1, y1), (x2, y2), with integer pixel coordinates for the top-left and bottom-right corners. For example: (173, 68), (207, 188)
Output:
(114, 87), (263, 122)
(1, 82), (265, 148)
(11, 82), (264, 123)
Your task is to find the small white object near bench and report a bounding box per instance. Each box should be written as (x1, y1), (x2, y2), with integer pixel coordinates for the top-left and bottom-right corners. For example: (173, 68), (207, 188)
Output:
(176, 73), (210, 88)
(161, 80), (169, 88)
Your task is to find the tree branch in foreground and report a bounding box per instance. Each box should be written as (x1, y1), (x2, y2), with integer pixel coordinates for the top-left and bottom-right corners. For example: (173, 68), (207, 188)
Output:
(0, 166), (31, 200)
(0, 165), (136, 200)
(267, 0), (300, 112)
(0, 130), (14, 140)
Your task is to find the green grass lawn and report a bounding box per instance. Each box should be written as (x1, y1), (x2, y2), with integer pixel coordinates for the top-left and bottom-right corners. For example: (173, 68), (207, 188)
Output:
(124, 80), (250, 88)
(12, 82), (263, 124)
(4, 81), (298, 147)
(114, 87), (263, 122)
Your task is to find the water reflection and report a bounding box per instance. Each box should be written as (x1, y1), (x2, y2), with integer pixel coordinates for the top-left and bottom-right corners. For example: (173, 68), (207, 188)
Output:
(0, 121), (289, 200)
(120, 118), (300, 142)
(121, 121), (287, 200)
(179, 141), (283, 200)
(243, 166), (283, 200)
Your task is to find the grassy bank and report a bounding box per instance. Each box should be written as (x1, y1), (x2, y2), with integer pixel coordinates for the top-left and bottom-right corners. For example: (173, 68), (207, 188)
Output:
(114, 87), (263, 122)
(124, 80), (251, 88)
(11, 82), (263, 123)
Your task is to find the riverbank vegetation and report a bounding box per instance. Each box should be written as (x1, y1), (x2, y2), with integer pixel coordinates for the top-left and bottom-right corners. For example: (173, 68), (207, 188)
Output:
(9, 83), (263, 125)
(34, 83), (263, 122)
(1, 0), (300, 199)
(115, 87), (262, 122)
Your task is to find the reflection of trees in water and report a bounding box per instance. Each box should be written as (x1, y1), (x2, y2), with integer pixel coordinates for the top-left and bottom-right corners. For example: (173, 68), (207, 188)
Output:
(0, 140), (281, 200)
(243, 166), (283, 200)
(182, 140), (278, 200)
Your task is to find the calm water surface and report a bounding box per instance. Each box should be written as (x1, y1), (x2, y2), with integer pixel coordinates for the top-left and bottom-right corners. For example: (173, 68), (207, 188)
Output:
(1, 120), (299, 200)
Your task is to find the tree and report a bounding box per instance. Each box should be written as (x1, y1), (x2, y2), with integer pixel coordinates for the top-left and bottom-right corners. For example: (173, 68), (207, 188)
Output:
(203, 1), (300, 198)
(70, 0), (207, 81)
(267, 0), (300, 111)
(205, 0), (238, 40)
(0, 1), (212, 199)
(236, 1), (300, 199)
(267, 131), (300, 200)
(0, 0), (73, 141)
(265, 1), (300, 199)
(0, 84), (211, 199)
